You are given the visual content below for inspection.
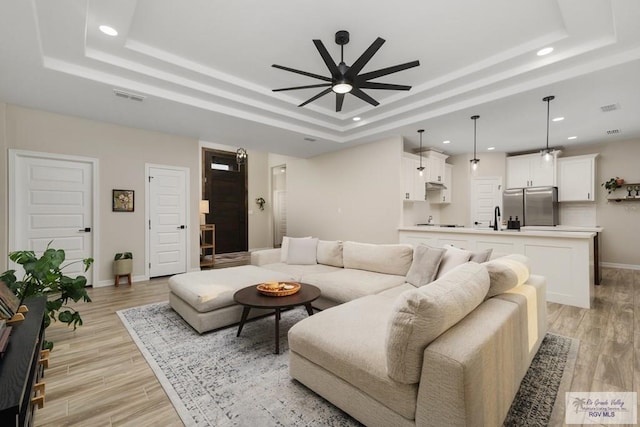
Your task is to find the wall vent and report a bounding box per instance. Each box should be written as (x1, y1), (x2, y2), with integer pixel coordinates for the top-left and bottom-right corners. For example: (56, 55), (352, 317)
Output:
(600, 103), (619, 112)
(606, 129), (621, 135)
(113, 89), (146, 102)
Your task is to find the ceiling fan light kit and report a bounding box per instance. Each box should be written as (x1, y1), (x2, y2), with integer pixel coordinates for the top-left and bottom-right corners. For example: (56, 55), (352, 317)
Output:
(272, 30), (420, 112)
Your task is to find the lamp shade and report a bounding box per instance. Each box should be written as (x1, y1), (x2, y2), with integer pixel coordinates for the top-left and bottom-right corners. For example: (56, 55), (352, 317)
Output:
(199, 200), (210, 214)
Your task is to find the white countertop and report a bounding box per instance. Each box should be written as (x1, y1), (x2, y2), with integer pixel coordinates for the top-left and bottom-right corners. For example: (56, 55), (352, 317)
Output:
(398, 226), (596, 239)
(521, 225), (603, 232)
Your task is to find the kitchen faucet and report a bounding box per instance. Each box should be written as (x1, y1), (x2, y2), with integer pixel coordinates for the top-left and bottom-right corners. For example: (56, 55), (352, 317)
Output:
(494, 206), (501, 231)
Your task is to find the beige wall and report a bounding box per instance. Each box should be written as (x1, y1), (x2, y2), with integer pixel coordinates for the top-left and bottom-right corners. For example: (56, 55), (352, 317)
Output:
(560, 139), (640, 266)
(246, 149), (271, 250)
(287, 137), (403, 243)
(0, 103), (6, 272)
(3, 105), (200, 284)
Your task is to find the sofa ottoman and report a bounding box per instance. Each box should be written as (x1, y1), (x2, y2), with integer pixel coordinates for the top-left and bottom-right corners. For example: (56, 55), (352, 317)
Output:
(169, 265), (295, 333)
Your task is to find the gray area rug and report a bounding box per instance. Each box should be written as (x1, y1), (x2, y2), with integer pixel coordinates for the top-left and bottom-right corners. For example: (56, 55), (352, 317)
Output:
(118, 302), (578, 427)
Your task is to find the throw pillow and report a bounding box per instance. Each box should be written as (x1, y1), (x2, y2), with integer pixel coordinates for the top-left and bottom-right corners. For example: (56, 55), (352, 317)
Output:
(435, 245), (472, 278)
(386, 262), (490, 384)
(316, 240), (344, 267)
(280, 236), (311, 262)
(405, 244), (446, 287)
(286, 238), (319, 265)
(482, 254), (531, 298)
(469, 248), (493, 263)
(343, 241), (414, 276)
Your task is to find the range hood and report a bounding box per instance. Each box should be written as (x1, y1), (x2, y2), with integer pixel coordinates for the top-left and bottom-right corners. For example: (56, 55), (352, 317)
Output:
(425, 182), (447, 191)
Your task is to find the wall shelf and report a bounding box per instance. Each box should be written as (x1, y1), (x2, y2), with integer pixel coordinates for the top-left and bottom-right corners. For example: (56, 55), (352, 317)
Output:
(606, 182), (640, 202)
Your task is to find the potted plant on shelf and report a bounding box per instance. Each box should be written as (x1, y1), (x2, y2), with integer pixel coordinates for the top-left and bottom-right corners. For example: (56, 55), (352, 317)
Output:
(602, 177), (624, 194)
(113, 252), (133, 276)
(0, 242), (93, 350)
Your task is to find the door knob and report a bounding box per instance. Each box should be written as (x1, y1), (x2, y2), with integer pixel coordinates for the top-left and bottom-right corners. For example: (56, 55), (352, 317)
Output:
(78, 227), (91, 232)
(177, 225), (186, 229)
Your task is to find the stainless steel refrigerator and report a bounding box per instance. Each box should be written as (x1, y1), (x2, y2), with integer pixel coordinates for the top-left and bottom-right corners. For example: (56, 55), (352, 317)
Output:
(502, 186), (559, 226)
(503, 188), (525, 225)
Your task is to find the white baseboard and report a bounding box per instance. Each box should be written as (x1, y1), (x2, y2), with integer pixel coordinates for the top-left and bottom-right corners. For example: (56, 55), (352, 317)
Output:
(93, 274), (149, 288)
(600, 262), (640, 271)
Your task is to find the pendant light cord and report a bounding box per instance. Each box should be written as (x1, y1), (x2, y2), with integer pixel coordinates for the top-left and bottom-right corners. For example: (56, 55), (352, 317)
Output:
(542, 95), (555, 153)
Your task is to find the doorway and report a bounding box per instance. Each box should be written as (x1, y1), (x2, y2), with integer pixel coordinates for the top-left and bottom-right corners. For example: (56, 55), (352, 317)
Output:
(147, 165), (189, 278)
(9, 150), (98, 285)
(470, 177), (502, 228)
(271, 165), (287, 247)
(202, 148), (248, 254)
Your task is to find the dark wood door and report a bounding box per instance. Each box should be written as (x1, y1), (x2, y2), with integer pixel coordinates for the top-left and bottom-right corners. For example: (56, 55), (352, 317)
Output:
(203, 149), (248, 254)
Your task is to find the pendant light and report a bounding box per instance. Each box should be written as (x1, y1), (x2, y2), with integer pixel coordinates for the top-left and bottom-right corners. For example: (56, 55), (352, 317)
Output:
(541, 95), (555, 166)
(470, 115), (480, 176)
(417, 129), (425, 176)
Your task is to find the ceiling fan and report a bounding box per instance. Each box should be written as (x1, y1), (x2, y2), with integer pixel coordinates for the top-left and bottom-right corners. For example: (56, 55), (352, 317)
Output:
(272, 30), (420, 112)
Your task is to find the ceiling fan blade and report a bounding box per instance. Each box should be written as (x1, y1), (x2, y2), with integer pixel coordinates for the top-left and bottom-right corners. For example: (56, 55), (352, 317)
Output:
(273, 83), (332, 92)
(357, 60), (420, 81)
(272, 64), (331, 82)
(350, 87), (379, 107)
(299, 87), (333, 107)
(345, 37), (385, 79)
(357, 82), (412, 91)
(313, 40), (340, 78)
(336, 93), (345, 112)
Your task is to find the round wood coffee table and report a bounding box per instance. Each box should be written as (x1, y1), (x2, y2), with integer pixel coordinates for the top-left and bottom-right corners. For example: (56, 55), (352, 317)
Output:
(233, 283), (321, 354)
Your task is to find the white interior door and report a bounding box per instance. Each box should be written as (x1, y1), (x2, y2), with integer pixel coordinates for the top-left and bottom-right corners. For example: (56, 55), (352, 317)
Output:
(148, 166), (188, 277)
(470, 177), (502, 228)
(10, 151), (96, 284)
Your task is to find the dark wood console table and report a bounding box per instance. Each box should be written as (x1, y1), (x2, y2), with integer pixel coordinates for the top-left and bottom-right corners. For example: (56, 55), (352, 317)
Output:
(0, 297), (47, 427)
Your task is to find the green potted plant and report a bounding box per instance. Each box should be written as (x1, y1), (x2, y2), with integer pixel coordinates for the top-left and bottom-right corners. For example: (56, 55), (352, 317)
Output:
(0, 243), (93, 350)
(113, 252), (133, 276)
(602, 177), (624, 194)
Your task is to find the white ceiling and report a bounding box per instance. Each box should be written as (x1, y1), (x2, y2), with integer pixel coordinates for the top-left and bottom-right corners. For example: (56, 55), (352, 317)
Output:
(1, 0), (639, 158)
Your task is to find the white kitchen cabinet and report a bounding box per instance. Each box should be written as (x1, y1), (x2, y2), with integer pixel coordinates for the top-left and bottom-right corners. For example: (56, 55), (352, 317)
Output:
(432, 163), (453, 204)
(424, 151), (448, 183)
(557, 154), (598, 202)
(506, 153), (556, 188)
(402, 154), (426, 201)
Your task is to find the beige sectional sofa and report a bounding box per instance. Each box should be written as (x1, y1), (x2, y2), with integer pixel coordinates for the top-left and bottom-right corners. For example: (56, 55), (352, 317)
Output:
(168, 239), (546, 426)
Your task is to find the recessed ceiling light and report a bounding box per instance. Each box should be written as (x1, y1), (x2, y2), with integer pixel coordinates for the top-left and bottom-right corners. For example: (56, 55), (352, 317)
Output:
(537, 47), (553, 56)
(552, 117), (564, 122)
(352, 117), (361, 121)
(567, 136), (577, 140)
(99, 25), (118, 36)
(442, 140), (451, 144)
(487, 147), (495, 151)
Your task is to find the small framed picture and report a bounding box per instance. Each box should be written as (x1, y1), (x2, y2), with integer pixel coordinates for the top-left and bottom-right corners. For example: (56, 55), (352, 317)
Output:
(113, 189), (134, 212)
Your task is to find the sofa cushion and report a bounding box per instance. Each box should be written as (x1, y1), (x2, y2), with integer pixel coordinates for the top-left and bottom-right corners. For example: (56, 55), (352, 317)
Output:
(405, 244), (445, 287)
(280, 236), (311, 262)
(316, 240), (344, 267)
(302, 269), (407, 305)
(386, 262), (490, 384)
(469, 248), (493, 263)
(289, 295), (419, 420)
(259, 262), (341, 282)
(286, 237), (318, 265)
(343, 241), (413, 276)
(482, 254), (531, 298)
(435, 245), (472, 278)
(168, 265), (294, 312)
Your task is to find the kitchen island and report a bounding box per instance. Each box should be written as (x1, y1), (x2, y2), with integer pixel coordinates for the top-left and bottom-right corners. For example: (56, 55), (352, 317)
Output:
(398, 226), (596, 308)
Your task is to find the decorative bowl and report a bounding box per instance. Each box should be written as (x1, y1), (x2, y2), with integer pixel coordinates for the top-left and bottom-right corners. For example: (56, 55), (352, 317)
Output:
(256, 281), (301, 297)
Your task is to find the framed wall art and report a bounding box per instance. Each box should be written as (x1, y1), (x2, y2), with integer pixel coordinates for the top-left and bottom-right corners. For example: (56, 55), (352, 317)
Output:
(112, 189), (134, 212)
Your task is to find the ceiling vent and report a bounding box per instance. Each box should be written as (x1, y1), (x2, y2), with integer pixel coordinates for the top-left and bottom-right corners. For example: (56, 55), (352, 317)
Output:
(113, 89), (145, 102)
(606, 128), (621, 135)
(600, 103), (619, 112)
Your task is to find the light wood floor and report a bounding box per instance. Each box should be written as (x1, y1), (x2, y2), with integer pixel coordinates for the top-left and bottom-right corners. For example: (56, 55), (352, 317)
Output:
(34, 268), (639, 427)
